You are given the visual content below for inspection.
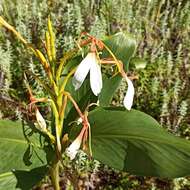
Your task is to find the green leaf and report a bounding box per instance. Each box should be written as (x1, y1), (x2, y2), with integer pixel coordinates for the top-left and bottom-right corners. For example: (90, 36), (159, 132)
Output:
(0, 120), (46, 173)
(102, 32), (136, 70)
(62, 33), (136, 110)
(99, 74), (122, 106)
(63, 78), (97, 132)
(0, 120), (48, 189)
(89, 107), (190, 178)
(61, 55), (82, 76)
(99, 32), (136, 106)
(60, 56), (97, 125)
(13, 166), (48, 190)
(0, 166), (48, 190)
(0, 172), (17, 190)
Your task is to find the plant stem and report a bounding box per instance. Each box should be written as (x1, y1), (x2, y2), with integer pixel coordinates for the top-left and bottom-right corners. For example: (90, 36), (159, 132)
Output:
(50, 161), (60, 190)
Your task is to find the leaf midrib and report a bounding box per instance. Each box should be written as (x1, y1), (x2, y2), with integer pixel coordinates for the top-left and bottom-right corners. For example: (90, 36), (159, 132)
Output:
(0, 137), (26, 144)
(0, 172), (13, 178)
(0, 137), (41, 148)
(93, 134), (190, 147)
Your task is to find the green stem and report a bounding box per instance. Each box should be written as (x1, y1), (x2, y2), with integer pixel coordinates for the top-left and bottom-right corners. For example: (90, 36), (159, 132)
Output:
(50, 161), (60, 190)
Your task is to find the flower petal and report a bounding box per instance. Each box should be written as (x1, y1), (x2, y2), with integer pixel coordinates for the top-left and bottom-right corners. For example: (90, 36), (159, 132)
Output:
(90, 55), (102, 96)
(65, 127), (86, 160)
(65, 137), (81, 160)
(124, 77), (135, 110)
(35, 109), (47, 132)
(72, 53), (93, 90)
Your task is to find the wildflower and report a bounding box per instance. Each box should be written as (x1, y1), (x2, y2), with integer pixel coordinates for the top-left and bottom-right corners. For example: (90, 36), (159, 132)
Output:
(72, 52), (102, 96)
(123, 76), (135, 110)
(35, 108), (47, 132)
(66, 127), (86, 160)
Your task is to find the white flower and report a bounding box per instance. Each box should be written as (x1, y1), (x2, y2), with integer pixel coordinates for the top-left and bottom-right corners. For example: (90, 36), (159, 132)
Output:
(66, 127), (85, 160)
(35, 109), (47, 132)
(123, 77), (135, 110)
(72, 52), (102, 96)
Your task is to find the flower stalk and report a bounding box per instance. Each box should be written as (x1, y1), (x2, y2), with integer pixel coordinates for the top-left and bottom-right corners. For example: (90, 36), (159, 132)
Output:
(50, 161), (60, 190)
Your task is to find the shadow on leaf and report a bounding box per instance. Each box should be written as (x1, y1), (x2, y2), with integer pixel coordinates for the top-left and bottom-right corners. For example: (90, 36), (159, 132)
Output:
(13, 166), (48, 190)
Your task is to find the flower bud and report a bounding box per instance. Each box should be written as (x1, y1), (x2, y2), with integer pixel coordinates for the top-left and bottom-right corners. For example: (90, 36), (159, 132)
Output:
(35, 109), (47, 132)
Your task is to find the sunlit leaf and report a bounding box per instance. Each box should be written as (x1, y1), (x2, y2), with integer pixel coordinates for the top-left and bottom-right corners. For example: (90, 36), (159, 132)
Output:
(99, 74), (122, 106)
(0, 120), (48, 189)
(102, 32), (136, 70)
(90, 107), (190, 178)
(99, 32), (136, 106)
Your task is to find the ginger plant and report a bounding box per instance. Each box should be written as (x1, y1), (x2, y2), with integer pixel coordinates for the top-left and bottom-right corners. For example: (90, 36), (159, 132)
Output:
(0, 16), (134, 189)
(1, 16), (190, 190)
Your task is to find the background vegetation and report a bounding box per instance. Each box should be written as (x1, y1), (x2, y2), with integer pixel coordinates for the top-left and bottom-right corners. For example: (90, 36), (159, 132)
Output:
(0, 0), (190, 189)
